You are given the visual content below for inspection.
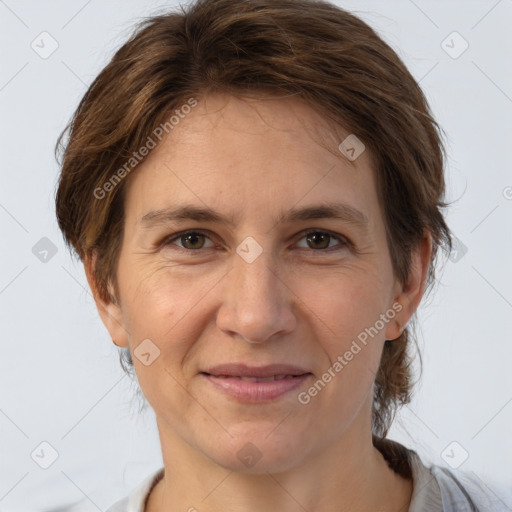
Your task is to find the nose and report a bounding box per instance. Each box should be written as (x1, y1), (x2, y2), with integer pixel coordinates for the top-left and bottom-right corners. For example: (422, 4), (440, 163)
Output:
(216, 245), (296, 344)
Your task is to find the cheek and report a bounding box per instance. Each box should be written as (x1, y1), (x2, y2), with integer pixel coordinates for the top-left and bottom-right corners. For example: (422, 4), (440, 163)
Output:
(120, 263), (221, 333)
(117, 266), (205, 411)
(117, 264), (228, 400)
(296, 267), (390, 348)
(293, 266), (390, 405)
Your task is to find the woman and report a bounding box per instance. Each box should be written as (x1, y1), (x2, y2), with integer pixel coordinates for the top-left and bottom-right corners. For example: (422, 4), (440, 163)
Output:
(55, 0), (504, 510)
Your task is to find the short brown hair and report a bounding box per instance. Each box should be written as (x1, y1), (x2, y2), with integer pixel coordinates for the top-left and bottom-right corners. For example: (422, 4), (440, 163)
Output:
(55, 0), (452, 461)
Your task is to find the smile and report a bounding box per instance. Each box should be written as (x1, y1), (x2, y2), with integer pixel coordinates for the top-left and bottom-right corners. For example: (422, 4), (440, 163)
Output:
(201, 371), (312, 402)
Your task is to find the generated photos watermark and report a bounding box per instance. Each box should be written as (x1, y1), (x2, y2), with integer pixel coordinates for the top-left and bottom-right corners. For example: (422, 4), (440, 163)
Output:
(93, 97), (198, 199)
(297, 302), (403, 404)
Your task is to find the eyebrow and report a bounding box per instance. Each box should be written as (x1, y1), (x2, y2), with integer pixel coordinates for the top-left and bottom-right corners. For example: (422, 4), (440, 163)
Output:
(140, 202), (369, 231)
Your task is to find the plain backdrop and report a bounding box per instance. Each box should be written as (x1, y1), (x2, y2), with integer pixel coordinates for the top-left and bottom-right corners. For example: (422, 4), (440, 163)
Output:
(1, 0), (511, 510)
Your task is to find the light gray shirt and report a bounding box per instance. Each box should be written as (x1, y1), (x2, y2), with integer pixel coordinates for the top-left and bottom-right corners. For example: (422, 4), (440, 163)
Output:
(105, 449), (509, 511)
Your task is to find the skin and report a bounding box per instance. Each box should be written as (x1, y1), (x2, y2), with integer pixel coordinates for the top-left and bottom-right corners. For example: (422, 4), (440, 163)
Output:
(86, 93), (431, 511)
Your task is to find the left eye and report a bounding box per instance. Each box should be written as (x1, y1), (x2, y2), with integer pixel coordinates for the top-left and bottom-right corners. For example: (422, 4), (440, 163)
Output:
(163, 229), (348, 252)
(296, 229), (347, 251)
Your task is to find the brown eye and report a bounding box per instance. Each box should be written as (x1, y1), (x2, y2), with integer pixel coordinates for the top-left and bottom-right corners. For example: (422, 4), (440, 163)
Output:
(296, 230), (348, 251)
(180, 232), (206, 250)
(164, 230), (214, 251)
(306, 231), (331, 249)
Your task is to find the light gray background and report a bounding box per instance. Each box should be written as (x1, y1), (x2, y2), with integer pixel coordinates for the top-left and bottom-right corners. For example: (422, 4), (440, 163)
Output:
(1, 0), (511, 510)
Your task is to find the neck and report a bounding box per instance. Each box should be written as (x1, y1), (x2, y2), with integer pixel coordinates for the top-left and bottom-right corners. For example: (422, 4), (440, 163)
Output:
(146, 427), (413, 512)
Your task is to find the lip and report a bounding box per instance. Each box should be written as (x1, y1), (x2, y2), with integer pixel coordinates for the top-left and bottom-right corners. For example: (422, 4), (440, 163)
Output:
(203, 363), (310, 378)
(200, 363), (312, 402)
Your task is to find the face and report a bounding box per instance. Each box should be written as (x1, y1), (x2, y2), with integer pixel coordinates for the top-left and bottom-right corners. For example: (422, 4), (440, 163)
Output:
(90, 93), (426, 473)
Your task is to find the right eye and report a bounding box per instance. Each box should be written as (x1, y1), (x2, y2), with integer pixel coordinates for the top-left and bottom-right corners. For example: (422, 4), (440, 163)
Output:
(163, 230), (216, 251)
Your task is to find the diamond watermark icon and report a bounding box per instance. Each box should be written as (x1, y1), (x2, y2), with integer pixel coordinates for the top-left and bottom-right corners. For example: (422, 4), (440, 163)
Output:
(31, 31), (59, 59)
(441, 441), (469, 469)
(449, 236), (468, 263)
(237, 442), (263, 468)
(134, 338), (160, 366)
(31, 441), (59, 469)
(32, 237), (58, 263)
(236, 236), (263, 263)
(441, 31), (469, 59)
(338, 134), (365, 161)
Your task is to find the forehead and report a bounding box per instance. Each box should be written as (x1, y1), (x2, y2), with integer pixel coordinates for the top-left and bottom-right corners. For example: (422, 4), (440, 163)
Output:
(161, 93), (358, 162)
(122, 93), (379, 228)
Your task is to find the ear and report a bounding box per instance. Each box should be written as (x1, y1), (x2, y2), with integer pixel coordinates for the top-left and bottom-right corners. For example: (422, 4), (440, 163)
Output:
(84, 251), (130, 348)
(385, 231), (432, 341)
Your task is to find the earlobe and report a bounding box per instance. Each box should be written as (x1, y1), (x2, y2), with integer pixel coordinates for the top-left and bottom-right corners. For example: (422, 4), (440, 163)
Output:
(385, 313), (404, 341)
(84, 251), (130, 348)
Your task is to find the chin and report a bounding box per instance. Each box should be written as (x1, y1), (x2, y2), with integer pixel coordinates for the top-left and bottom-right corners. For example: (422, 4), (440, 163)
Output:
(204, 433), (307, 474)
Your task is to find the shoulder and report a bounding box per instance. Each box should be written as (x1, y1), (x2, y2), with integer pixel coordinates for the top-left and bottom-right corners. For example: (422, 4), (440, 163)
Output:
(106, 467), (164, 512)
(373, 436), (509, 511)
(430, 463), (509, 512)
(407, 447), (509, 511)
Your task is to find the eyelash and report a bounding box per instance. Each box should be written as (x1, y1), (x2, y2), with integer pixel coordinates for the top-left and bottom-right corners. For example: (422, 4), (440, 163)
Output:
(161, 229), (351, 254)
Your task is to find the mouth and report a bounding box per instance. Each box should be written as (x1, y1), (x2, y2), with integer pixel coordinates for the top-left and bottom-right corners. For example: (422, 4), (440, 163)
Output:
(205, 374), (306, 382)
(202, 363), (311, 378)
(200, 364), (313, 402)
